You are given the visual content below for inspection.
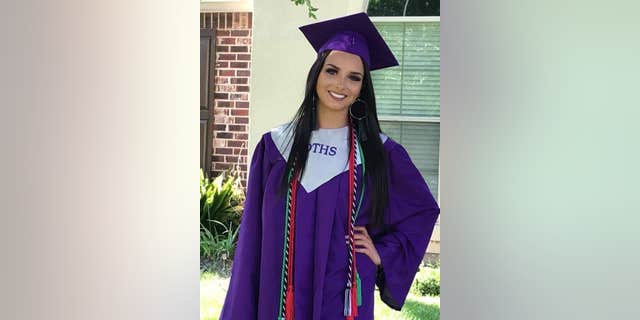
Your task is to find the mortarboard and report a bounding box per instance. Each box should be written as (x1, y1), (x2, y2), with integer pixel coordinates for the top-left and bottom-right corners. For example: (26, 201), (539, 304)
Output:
(299, 12), (399, 71)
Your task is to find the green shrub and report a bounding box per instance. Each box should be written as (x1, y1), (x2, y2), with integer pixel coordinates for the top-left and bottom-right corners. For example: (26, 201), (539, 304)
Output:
(412, 266), (440, 296)
(200, 224), (218, 259)
(200, 169), (244, 236)
(200, 169), (245, 274)
(200, 220), (240, 274)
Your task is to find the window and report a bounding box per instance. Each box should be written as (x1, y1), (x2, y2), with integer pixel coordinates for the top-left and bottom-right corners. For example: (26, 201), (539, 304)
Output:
(367, 0), (440, 16)
(368, 2), (440, 200)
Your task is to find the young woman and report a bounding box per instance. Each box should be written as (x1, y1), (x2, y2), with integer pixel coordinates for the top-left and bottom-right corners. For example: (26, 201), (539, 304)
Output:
(220, 12), (440, 320)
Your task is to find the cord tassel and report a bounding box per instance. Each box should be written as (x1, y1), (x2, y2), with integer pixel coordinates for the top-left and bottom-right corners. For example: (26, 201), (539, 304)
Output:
(285, 286), (294, 320)
(356, 272), (362, 306)
(344, 285), (352, 317)
(351, 284), (358, 317)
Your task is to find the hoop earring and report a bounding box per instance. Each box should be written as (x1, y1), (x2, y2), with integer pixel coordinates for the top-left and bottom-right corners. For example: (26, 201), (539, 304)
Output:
(349, 98), (368, 120)
(310, 94), (317, 130)
(349, 98), (369, 142)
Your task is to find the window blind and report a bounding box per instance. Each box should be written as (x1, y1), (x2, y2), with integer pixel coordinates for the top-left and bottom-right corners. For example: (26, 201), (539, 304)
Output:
(373, 22), (440, 118)
(380, 121), (440, 199)
(373, 21), (440, 198)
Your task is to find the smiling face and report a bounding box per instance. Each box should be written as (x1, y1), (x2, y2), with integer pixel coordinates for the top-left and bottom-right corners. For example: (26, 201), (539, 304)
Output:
(315, 50), (364, 117)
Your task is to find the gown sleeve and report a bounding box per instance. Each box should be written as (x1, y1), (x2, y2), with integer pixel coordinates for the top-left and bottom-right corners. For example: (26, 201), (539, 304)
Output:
(220, 135), (271, 319)
(373, 142), (440, 310)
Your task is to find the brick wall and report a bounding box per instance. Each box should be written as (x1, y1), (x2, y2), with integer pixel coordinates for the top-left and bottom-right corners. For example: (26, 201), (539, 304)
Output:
(201, 12), (252, 187)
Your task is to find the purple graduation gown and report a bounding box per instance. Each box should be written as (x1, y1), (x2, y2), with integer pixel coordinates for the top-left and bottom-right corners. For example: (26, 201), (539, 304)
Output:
(220, 125), (440, 320)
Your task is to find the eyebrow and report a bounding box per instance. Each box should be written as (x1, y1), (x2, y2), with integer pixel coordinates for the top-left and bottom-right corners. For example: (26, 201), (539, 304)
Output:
(326, 63), (363, 76)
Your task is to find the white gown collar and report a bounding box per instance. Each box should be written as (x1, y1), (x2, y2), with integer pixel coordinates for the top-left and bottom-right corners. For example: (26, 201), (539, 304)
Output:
(270, 123), (387, 192)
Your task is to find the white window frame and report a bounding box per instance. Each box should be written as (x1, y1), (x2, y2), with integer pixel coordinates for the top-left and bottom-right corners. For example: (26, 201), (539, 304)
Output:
(370, 16), (440, 23)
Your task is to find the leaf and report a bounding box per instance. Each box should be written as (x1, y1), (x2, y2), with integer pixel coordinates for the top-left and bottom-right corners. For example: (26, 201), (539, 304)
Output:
(200, 171), (245, 259)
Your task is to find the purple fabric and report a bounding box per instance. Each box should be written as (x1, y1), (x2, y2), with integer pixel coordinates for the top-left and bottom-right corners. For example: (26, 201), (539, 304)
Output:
(318, 31), (370, 68)
(219, 132), (440, 319)
(299, 12), (399, 71)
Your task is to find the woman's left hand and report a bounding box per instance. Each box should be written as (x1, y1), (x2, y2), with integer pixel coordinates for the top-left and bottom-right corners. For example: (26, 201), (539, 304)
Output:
(352, 226), (381, 266)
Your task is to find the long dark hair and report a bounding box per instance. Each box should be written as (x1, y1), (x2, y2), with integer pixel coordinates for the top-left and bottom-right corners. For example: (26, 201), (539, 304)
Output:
(279, 50), (389, 227)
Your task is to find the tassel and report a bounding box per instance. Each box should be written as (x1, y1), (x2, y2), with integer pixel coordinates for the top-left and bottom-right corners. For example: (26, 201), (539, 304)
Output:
(351, 285), (358, 317)
(343, 286), (352, 316)
(356, 272), (362, 306)
(285, 286), (294, 320)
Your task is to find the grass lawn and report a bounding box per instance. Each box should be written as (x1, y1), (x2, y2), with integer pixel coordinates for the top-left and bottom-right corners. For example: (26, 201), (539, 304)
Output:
(200, 267), (439, 320)
(200, 273), (230, 320)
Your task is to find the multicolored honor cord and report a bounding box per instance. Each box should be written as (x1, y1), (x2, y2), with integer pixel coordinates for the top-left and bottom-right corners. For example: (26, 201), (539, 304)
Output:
(344, 121), (363, 319)
(278, 123), (367, 320)
(278, 167), (300, 320)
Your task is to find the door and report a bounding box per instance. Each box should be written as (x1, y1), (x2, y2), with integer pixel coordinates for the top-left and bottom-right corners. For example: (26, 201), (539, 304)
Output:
(201, 29), (215, 173)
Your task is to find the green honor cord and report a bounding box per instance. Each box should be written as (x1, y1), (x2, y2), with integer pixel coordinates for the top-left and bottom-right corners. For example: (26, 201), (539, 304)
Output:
(354, 139), (366, 219)
(355, 139), (365, 307)
(278, 168), (294, 319)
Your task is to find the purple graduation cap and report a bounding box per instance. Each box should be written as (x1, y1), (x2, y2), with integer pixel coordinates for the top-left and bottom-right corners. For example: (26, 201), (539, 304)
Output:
(299, 12), (399, 71)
